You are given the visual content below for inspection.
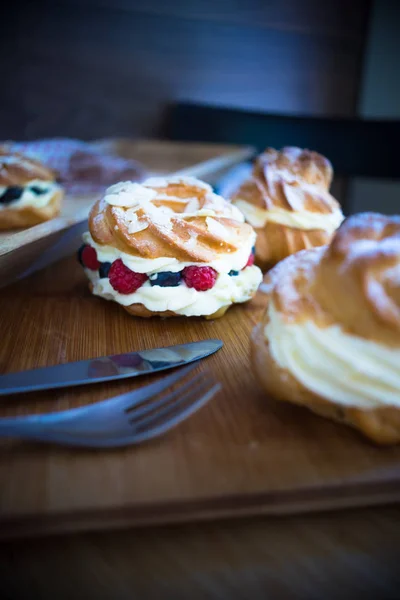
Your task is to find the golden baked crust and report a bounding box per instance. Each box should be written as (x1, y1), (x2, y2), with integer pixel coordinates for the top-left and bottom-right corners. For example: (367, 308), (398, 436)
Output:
(231, 146), (342, 270)
(251, 321), (400, 445)
(0, 189), (63, 230)
(0, 148), (63, 229)
(0, 146), (56, 185)
(311, 212), (400, 346)
(254, 220), (331, 271)
(251, 213), (400, 444)
(87, 177), (258, 319)
(123, 303), (229, 320)
(90, 179), (254, 263)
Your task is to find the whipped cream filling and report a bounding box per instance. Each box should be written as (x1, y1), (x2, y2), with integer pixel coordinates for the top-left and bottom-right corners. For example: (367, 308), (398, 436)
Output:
(265, 301), (400, 409)
(234, 199), (344, 233)
(0, 179), (59, 211)
(83, 231), (256, 275)
(87, 265), (262, 317)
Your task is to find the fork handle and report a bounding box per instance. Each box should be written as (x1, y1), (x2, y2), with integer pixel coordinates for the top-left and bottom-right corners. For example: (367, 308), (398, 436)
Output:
(0, 419), (91, 446)
(0, 413), (81, 440)
(0, 418), (56, 439)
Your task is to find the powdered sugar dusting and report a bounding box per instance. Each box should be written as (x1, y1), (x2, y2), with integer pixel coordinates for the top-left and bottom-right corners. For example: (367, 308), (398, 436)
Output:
(105, 181), (157, 207)
(206, 217), (230, 240)
(144, 175), (212, 191)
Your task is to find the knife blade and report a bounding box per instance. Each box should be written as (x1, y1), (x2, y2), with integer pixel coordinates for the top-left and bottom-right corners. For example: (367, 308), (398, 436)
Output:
(0, 339), (223, 396)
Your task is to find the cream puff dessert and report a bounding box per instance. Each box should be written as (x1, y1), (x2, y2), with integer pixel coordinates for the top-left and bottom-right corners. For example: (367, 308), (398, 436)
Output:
(231, 146), (344, 271)
(251, 212), (400, 444)
(79, 176), (262, 318)
(0, 147), (63, 229)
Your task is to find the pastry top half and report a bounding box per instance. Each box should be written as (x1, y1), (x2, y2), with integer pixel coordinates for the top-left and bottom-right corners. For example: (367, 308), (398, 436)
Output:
(262, 212), (400, 410)
(0, 146), (62, 214)
(89, 176), (254, 264)
(83, 176), (262, 317)
(231, 146), (344, 233)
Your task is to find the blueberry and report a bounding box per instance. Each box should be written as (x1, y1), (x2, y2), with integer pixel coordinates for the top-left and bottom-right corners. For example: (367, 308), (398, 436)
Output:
(77, 244), (86, 266)
(99, 262), (112, 278)
(150, 271), (182, 287)
(251, 245), (256, 254)
(0, 186), (23, 204)
(30, 185), (47, 195)
(229, 270), (239, 276)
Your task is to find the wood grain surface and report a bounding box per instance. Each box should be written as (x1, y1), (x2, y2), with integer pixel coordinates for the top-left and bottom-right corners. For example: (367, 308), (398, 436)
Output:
(2, 506), (400, 600)
(1, 252), (400, 540)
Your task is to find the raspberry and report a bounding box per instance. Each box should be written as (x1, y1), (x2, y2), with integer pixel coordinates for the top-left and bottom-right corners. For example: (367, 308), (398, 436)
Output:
(182, 266), (217, 291)
(79, 244), (100, 270)
(245, 253), (255, 267)
(109, 259), (148, 294)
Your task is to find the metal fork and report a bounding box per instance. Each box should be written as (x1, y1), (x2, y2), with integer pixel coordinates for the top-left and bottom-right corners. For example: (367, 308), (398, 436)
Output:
(0, 365), (220, 448)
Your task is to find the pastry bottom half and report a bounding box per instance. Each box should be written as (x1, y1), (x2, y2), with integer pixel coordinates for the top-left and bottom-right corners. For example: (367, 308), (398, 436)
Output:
(0, 189), (63, 230)
(255, 221), (331, 271)
(251, 322), (400, 445)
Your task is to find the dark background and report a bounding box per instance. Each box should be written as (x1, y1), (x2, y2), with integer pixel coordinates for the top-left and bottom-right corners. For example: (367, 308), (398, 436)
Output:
(2, 0), (371, 140)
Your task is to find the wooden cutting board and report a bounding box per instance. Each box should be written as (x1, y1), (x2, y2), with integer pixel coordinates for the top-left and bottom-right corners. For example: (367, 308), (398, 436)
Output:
(1, 254), (400, 540)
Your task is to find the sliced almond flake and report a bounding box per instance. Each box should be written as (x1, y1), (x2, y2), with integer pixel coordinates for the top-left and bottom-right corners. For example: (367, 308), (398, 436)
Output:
(154, 194), (188, 203)
(181, 208), (216, 219)
(128, 220), (149, 234)
(144, 175), (212, 191)
(184, 234), (198, 250)
(184, 198), (200, 213)
(206, 217), (231, 240)
(145, 202), (174, 229)
(105, 182), (157, 207)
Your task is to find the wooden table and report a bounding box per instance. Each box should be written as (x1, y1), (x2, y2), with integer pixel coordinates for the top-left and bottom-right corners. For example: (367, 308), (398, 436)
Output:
(1, 507), (400, 599)
(1, 253), (400, 598)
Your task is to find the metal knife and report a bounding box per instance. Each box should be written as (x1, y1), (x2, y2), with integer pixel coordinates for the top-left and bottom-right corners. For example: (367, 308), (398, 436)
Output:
(0, 339), (223, 396)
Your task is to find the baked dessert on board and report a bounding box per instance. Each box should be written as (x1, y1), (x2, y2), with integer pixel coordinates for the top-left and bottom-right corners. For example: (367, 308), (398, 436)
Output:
(0, 147), (63, 229)
(251, 213), (400, 444)
(79, 176), (262, 318)
(231, 146), (344, 271)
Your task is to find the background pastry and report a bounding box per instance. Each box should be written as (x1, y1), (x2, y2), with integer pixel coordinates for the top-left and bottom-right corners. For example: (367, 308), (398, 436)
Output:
(231, 146), (344, 271)
(79, 176), (262, 318)
(0, 147), (63, 229)
(251, 213), (400, 444)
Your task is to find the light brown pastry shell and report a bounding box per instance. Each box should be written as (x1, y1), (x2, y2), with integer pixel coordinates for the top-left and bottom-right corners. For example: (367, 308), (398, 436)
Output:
(231, 146), (342, 271)
(87, 178), (258, 319)
(254, 220), (332, 272)
(0, 188), (63, 230)
(251, 213), (400, 444)
(251, 320), (400, 445)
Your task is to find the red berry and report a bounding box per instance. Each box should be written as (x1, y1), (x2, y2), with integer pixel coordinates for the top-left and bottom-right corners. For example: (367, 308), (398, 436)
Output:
(182, 266), (217, 291)
(245, 253), (255, 267)
(82, 245), (100, 270)
(109, 259), (148, 294)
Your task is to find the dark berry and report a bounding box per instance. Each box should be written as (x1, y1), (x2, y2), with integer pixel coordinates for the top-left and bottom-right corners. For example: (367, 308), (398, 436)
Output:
(182, 266), (217, 291)
(30, 185), (47, 195)
(78, 244), (100, 270)
(99, 262), (112, 278)
(0, 186), (23, 204)
(109, 259), (148, 294)
(150, 271), (182, 287)
(229, 270), (239, 276)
